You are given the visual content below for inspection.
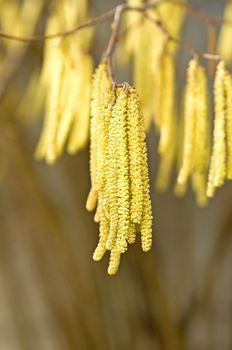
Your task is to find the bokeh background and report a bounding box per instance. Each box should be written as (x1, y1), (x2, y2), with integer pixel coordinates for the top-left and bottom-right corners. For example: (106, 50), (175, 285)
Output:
(1, 0), (232, 349)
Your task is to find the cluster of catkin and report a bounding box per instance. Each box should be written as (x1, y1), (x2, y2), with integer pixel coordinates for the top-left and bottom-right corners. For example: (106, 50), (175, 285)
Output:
(0, 0), (44, 118)
(122, 0), (185, 193)
(176, 58), (232, 204)
(155, 50), (177, 192)
(35, 0), (93, 164)
(176, 58), (210, 206)
(207, 61), (232, 197)
(86, 64), (152, 275)
(123, 0), (187, 131)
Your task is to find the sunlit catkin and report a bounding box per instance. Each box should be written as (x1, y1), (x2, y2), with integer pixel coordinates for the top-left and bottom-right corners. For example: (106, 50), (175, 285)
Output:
(86, 63), (111, 211)
(177, 58), (198, 186)
(35, 42), (64, 164)
(158, 53), (176, 155)
(113, 88), (130, 254)
(35, 0), (93, 163)
(192, 65), (210, 206)
(87, 77), (152, 275)
(225, 74), (232, 179)
(207, 61), (227, 197)
(217, 1), (232, 65)
(127, 88), (144, 224)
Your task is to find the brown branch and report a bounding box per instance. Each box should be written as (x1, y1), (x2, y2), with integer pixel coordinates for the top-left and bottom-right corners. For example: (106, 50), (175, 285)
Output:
(102, 1), (222, 85)
(144, 13), (221, 61)
(168, 0), (232, 26)
(0, 0), (229, 46)
(0, 0), (224, 87)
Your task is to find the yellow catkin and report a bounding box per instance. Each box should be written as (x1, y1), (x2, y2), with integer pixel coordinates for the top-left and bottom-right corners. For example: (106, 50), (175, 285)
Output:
(35, 43), (64, 164)
(56, 63), (81, 155)
(88, 77), (153, 274)
(191, 65), (210, 206)
(177, 58), (198, 186)
(105, 92), (119, 250)
(128, 1), (186, 131)
(108, 246), (121, 276)
(35, 0), (93, 163)
(67, 55), (93, 153)
(158, 52), (176, 155)
(174, 102), (187, 197)
(114, 88), (130, 254)
(217, 1), (232, 65)
(124, 0), (145, 58)
(155, 123), (176, 192)
(127, 223), (136, 245)
(93, 193), (109, 261)
(225, 74), (232, 179)
(127, 88), (144, 224)
(86, 187), (98, 212)
(140, 140), (153, 252)
(134, 19), (158, 130)
(136, 85), (153, 252)
(93, 64), (111, 193)
(86, 63), (111, 204)
(207, 61), (227, 197)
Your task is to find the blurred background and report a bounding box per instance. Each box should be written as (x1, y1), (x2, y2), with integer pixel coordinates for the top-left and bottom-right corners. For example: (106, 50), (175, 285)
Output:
(1, 0), (232, 349)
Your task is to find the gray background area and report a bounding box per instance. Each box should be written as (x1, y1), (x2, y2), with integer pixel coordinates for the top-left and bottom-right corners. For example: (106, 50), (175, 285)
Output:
(0, 0), (232, 349)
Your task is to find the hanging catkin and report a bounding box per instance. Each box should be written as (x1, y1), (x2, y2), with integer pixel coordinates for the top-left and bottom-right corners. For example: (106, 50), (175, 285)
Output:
(225, 73), (232, 180)
(217, 1), (232, 65)
(158, 52), (176, 155)
(35, 0), (93, 164)
(191, 65), (210, 206)
(207, 61), (227, 197)
(207, 61), (232, 197)
(86, 67), (153, 275)
(177, 58), (210, 205)
(177, 58), (198, 186)
(155, 49), (177, 192)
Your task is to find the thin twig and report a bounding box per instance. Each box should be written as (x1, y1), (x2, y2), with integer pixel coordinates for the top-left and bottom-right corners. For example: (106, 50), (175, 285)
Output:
(0, 9), (116, 43)
(0, 0), (229, 44)
(144, 13), (221, 61)
(169, 0), (232, 26)
(103, 4), (128, 85)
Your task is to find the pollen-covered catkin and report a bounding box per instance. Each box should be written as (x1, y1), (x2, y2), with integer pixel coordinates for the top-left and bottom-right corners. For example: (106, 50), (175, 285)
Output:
(191, 65), (210, 206)
(35, 42), (64, 164)
(122, 1), (187, 131)
(35, 0), (93, 163)
(155, 123), (176, 192)
(113, 88), (130, 254)
(217, 1), (232, 65)
(155, 50), (177, 192)
(225, 73), (232, 180)
(176, 59), (210, 205)
(87, 74), (153, 275)
(207, 61), (227, 197)
(177, 58), (198, 186)
(87, 63), (111, 205)
(127, 88), (144, 224)
(158, 53), (176, 155)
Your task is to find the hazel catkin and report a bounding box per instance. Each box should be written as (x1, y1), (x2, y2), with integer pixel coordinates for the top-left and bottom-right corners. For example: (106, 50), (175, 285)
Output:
(177, 58), (210, 205)
(207, 61), (227, 197)
(86, 69), (153, 275)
